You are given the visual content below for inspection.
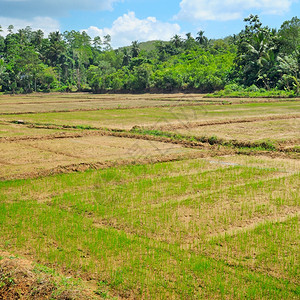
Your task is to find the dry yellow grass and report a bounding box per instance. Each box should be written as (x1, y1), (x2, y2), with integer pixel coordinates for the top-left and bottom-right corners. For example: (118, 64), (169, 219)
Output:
(176, 118), (300, 143)
(0, 135), (197, 180)
(0, 93), (214, 114)
(0, 121), (70, 138)
(1, 101), (299, 130)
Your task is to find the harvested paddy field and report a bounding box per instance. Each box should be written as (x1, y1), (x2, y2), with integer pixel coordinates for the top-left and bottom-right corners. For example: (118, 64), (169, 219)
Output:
(0, 94), (299, 299)
(0, 93), (231, 114)
(0, 134), (197, 180)
(0, 121), (71, 138)
(1, 100), (299, 130)
(1, 93), (296, 114)
(173, 117), (300, 144)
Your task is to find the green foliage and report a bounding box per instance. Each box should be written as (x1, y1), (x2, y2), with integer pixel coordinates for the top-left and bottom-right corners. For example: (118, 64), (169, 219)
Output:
(37, 65), (58, 92)
(230, 15), (300, 94)
(0, 15), (299, 94)
(208, 84), (296, 98)
(278, 17), (300, 54)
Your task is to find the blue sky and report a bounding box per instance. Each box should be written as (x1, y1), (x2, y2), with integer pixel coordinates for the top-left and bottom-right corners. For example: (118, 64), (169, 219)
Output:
(0, 0), (299, 48)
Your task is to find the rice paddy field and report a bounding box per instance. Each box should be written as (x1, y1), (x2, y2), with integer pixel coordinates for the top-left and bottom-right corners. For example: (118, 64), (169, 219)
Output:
(0, 93), (299, 299)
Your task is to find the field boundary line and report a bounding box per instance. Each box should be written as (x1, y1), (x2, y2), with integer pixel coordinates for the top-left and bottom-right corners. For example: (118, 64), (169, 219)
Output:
(0, 151), (219, 181)
(207, 210), (300, 242)
(0, 130), (107, 143)
(0, 102), (224, 116)
(22, 142), (83, 159)
(13, 162), (296, 204)
(127, 171), (299, 213)
(1, 99), (299, 115)
(1, 124), (299, 155)
(30, 165), (236, 204)
(1, 97), (298, 107)
(143, 113), (300, 131)
(1, 121), (298, 165)
(0, 98), (222, 106)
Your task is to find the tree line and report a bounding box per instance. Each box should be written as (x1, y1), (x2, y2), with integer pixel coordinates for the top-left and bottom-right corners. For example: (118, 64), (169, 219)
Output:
(0, 15), (299, 94)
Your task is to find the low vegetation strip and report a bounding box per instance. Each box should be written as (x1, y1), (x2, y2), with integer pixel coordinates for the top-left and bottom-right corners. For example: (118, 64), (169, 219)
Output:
(205, 215), (300, 284)
(3, 119), (299, 155)
(130, 127), (300, 154)
(0, 120), (297, 184)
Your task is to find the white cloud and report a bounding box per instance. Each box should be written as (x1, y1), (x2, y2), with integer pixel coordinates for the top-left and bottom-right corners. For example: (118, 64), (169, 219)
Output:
(82, 12), (181, 48)
(0, 17), (60, 36)
(176, 0), (297, 21)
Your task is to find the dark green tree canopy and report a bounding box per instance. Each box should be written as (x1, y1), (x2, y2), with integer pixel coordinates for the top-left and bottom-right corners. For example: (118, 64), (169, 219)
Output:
(0, 15), (299, 94)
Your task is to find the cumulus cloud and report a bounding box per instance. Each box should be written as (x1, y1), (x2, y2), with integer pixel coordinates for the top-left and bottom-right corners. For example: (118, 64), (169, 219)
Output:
(0, 16), (60, 36)
(176, 0), (297, 21)
(0, 0), (120, 18)
(82, 12), (181, 48)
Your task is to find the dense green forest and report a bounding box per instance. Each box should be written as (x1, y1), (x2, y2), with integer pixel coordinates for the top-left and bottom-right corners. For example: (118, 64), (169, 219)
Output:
(0, 15), (299, 95)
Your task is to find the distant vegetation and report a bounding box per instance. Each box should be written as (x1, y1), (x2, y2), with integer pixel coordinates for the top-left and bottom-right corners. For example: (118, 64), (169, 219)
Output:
(0, 15), (299, 95)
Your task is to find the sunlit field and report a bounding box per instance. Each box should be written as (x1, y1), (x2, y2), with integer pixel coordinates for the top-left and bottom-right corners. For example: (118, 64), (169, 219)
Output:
(0, 94), (299, 299)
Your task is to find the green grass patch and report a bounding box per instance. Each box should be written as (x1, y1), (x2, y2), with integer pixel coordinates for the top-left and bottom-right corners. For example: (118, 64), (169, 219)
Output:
(0, 158), (299, 298)
(206, 85), (298, 98)
(2, 102), (299, 129)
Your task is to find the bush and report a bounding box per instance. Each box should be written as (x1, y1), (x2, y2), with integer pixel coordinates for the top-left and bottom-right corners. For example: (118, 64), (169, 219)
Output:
(246, 84), (259, 92)
(224, 83), (243, 92)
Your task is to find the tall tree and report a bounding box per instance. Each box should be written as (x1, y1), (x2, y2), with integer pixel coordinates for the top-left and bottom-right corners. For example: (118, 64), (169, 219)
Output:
(196, 31), (208, 47)
(171, 34), (183, 49)
(7, 25), (14, 34)
(93, 36), (102, 51)
(46, 31), (66, 66)
(233, 15), (279, 88)
(103, 34), (112, 51)
(131, 41), (140, 58)
(184, 33), (197, 50)
(278, 17), (300, 55)
(122, 48), (131, 66)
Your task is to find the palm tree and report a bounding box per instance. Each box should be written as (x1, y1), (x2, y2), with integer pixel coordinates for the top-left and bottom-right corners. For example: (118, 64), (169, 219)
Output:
(171, 34), (183, 48)
(47, 32), (66, 66)
(8, 25), (14, 34)
(196, 30), (208, 46)
(184, 33), (196, 50)
(277, 52), (300, 93)
(32, 30), (44, 48)
(242, 31), (277, 88)
(122, 48), (131, 66)
(131, 41), (140, 58)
